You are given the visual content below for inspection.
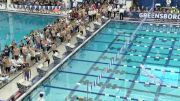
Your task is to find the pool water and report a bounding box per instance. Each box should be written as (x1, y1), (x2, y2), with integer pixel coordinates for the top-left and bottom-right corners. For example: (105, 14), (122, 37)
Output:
(0, 11), (57, 51)
(22, 21), (180, 101)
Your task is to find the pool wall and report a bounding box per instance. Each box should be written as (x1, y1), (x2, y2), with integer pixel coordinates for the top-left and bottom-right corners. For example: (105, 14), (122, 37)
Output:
(0, 10), (64, 17)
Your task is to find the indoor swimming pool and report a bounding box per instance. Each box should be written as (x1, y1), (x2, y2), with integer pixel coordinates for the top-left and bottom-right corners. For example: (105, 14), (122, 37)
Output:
(0, 11), (57, 51)
(22, 21), (180, 101)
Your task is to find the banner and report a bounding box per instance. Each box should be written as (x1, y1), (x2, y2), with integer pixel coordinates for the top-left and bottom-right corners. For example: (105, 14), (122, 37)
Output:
(125, 12), (180, 20)
(139, 12), (180, 20)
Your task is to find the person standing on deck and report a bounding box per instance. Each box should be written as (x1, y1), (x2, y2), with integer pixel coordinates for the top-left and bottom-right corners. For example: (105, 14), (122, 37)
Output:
(23, 63), (31, 81)
(73, 0), (78, 8)
(107, 4), (112, 18)
(43, 51), (50, 66)
(119, 5), (125, 20)
(2, 56), (12, 76)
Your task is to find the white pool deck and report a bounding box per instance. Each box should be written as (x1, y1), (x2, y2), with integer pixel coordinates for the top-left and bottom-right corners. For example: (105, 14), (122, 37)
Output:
(0, 18), (112, 100)
(0, 34), (78, 100)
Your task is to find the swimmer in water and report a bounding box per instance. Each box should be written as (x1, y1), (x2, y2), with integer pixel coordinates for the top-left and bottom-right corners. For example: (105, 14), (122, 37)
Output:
(37, 92), (45, 101)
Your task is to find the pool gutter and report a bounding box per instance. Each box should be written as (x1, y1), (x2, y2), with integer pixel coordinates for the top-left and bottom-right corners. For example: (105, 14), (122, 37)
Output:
(0, 9), (65, 16)
(17, 19), (110, 101)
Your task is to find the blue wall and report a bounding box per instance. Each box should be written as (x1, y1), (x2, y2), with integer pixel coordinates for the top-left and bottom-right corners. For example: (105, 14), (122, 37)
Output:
(137, 0), (180, 9)
(137, 0), (153, 8)
(156, 0), (166, 6)
(171, 0), (180, 9)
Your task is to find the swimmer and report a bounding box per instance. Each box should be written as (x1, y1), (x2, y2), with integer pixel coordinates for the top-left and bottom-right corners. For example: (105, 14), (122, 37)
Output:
(22, 46), (28, 62)
(52, 43), (59, 54)
(29, 47), (37, 62)
(76, 96), (84, 101)
(37, 92), (45, 101)
(3, 45), (10, 57)
(2, 56), (12, 76)
(66, 34), (72, 43)
(13, 46), (20, 60)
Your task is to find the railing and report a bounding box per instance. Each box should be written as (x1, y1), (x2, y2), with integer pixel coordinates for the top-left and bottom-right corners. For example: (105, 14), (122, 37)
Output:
(0, 3), (65, 11)
(8, 4), (64, 11)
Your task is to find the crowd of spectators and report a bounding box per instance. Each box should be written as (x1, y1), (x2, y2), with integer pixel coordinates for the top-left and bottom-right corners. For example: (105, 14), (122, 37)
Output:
(128, 3), (180, 14)
(0, 0), (125, 84)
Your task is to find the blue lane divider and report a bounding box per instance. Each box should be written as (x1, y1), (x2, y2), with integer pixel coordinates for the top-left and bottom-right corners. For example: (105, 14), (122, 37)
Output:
(93, 37), (180, 52)
(126, 36), (155, 99)
(43, 84), (142, 101)
(99, 33), (130, 37)
(71, 58), (180, 69)
(72, 58), (109, 65)
(95, 32), (137, 99)
(129, 48), (169, 56)
(68, 33), (122, 97)
(59, 69), (136, 77)
(101, 33), (179, 47)
(92, 40), (180, 58)
(165, 38), (176, 66)
(154, 38), (177, 101)
(92, 40), (123, 45)
(82, 48), (180, 63)
(105, 27), (180, 38)
(134, 43), (176, 51)
(81, 49), (117, 54)
(142, 37), (156, 64)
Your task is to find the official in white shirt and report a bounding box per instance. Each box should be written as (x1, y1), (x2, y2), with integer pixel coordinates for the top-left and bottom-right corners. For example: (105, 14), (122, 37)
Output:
(92, 9), (97, 21)
(107, 4), (112, 18)
(88, 9), (93, 22)
(113, 5), (117, 18)
(72, 0), (78, 8)
(119, 6), (125, 20)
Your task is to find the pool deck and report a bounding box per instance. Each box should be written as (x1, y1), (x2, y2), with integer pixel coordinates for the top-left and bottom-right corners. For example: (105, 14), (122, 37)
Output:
(0, 36), (77, 100)
(0, 18), (111, 100)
